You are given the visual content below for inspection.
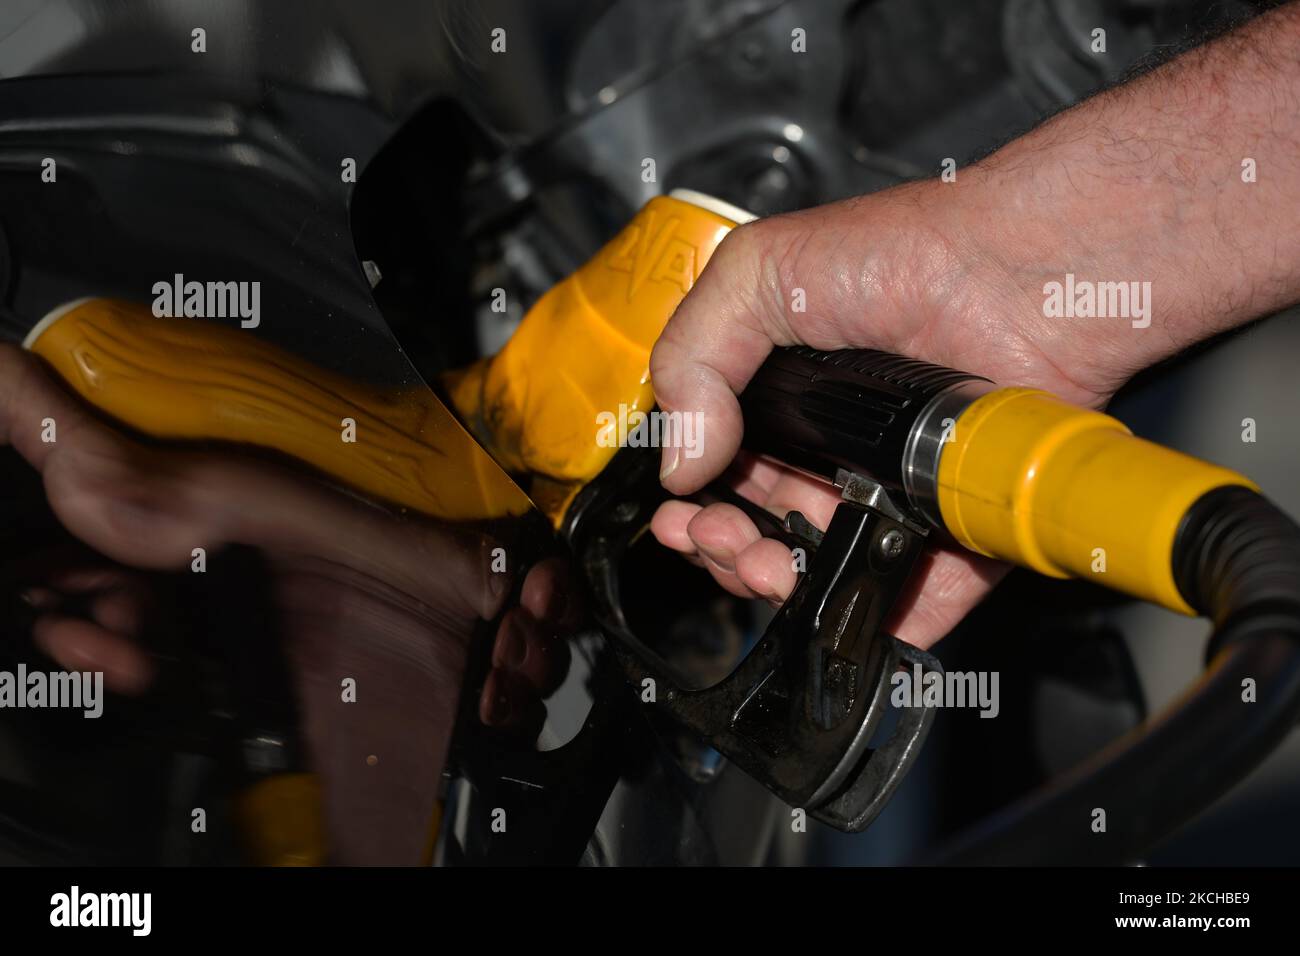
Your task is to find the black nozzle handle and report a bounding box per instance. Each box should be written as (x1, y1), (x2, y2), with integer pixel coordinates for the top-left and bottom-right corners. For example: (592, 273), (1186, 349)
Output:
(738, 346), (987, 497)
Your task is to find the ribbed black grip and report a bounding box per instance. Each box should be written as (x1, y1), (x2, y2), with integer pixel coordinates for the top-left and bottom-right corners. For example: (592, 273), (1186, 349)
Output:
(1174, 485), (1300, 651)
(739, 346), (984, 491)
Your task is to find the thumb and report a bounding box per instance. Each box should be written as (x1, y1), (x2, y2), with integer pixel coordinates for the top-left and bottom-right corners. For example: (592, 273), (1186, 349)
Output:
(649, 221), (797, 495)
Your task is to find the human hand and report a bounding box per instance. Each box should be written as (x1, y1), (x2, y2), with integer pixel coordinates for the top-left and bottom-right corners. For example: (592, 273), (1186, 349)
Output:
(648, 180), (1161, 648)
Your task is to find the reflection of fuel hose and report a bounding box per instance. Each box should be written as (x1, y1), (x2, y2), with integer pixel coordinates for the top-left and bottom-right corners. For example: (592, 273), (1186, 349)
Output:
(742, 346), (1300, 863)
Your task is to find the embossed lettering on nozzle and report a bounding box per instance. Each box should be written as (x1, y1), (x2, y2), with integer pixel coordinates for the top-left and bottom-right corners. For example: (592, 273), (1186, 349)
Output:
(902, 379), (996, 531)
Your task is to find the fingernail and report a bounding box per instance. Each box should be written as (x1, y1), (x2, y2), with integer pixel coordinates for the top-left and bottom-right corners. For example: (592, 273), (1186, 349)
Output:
(660, 446), (681, 482)
(19, 587), (58, 609)
(488, 565), (510, 601)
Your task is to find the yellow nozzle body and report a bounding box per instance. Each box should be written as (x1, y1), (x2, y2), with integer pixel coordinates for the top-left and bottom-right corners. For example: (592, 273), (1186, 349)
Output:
(446, 192), (744, 523)
(937, 388), (1256, 614)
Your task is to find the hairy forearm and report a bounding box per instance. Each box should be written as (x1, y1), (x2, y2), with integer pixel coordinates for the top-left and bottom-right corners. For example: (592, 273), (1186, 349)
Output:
(962, 1), (1300, 375)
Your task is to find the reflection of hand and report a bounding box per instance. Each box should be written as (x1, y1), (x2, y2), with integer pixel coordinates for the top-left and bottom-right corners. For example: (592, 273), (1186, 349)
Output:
(0, 343), (575, 863)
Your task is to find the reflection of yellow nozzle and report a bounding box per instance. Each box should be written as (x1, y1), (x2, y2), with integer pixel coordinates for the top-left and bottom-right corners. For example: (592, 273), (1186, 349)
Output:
(446, 192), (746, 524)
(937, 388), (1256, 614)
(26, 298), (531, 522)
(233, 773), (327, 866)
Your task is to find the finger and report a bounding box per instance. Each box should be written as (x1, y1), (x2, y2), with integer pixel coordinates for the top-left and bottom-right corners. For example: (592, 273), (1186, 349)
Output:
(725, 452), (784, 502)
(0, 344), (235, 569)
(31, 614), (155, 695)
(685, 503), (762, 598)
(44, 567), (139, 592)
(478, 667), (546, 738)
(0, 349), (199, 566)
(18, 586), (60, 610)
(740, 535), (1005, 649)
(760, 470), (841, 529)
(19, 570), (148, 635)
(649, 223), (791, 495)
(650, 199), (905, 497)
(492, 607), (570, 697)
(734, 536), (799, 604)
(89, 588), (145, 637)
(650, 499), (703, 554)
(0, 345), (118, 472)
(45, 567), (150, 636)
(885, 548), (1009, 649)
(519, 557), (582, 633)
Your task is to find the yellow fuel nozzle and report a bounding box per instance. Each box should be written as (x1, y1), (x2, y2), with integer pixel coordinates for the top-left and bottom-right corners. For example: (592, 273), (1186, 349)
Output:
(445, 191), (750, 525)
(936, 388), (1256, 614)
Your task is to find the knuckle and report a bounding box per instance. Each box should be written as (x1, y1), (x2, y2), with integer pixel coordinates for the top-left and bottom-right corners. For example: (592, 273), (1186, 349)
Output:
(724, 219), (803, 334)
(713, 220), (774, 283)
